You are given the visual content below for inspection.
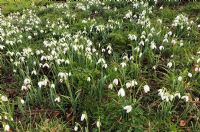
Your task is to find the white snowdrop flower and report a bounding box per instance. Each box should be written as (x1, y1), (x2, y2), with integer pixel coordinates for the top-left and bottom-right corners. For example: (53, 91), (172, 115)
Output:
(120, 62), (127, 68)
(81, 113), (87, 121)
(198, 24), (200, 28)
(21, 85), (28, 91)
(108, 50), (112, 54)
(102, 48), (105, 52)
(150, 41), (156, 49)
(118, 88), (125, 97)
(20, 99), (25, 104)
(87, 77), (91, 82)
(1, 96), (8, 102)
(31, 70), (37, 75)
(42, 63), (50, 68)
(128, 34), (137, 41)
(124, 10), (132, 19)
(174, 92), (181, 98)
(0, 45), (5, 50)
(65, 60), (70, 65)
(169, 95), (174, 101)
(168, 31), (173, 36)
(50, 84), (55, 89)
(167, 62), (173, 68)
(123, 105), (132, 113)
(97, 58), (105, 64)
(178, 76), (183, 81)
(129, 56), (134, 60)
(54, 96), (61, 103)
(144, 85), (150, 93)
(157, 19), (162, 24)
(188, 73), (192, 78)
(126, 82), (131, 88)
(131, 80), (138, 86)
(24, 78), (31, 85)
(113, 79), (119, 85)
(159, 46), (164, 51)
(96, 120), (101, 128)
(163, 38), (168, 43)
(165, 96), (169, 102)
(114, 67), (118, 71)
(108, 84), (113, 89)
(28, 36), (32, 39)
(172, 39), (177, 45)
(180, 41), (184, 47)
(38, 78), (48, 88)
(181, 96), (189, 102)
(4, 124), (10, 131)
(123, 56), (129, 61)
(139, 41), (144, 46)
(152, 65), (156, 70)
(74, 125), (78, 131)
(4, 115), (8, 120)
(102, 63), (108, 69)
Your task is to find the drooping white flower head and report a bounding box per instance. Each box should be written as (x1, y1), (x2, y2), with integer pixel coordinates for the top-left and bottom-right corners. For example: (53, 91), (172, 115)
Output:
(181, 96), (189, 102)
(123, 105), (132, 113)
(188, 73), (192, 78)
(178, 76), (183, 81)
(167, 62), (172, 68)
(87, 77), (91, 82)
(81, 112), (87, 121)
(4, 124), (10, 131)
(108, 84), (113, 89)
(113, 79), (119, 85)
(74, 125), (78, 131)
(118, 88), (125, 97)
(96, 120), (101, 128)
(20, 99), (25, 104)
(1, 96), (8, 102)
(54, 96), (61, 103)
(144, 85), (150, 93)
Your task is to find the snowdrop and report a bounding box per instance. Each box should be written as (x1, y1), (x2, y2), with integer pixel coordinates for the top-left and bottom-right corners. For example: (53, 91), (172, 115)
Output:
(108, 84), (113, 89)
(123, 105), (132, 113)
(118, 88), (125, 97)
(38, 78), (48, 88)
(144, 85), (150, 93)
(167, 62), (173, 68)
(181, 95), (189, 102)
(96, 120), (101, 128)
(128, 34), (137, 41)
(20, 99), (25, 104)
(113, 79), (119, 85)
(120, 62), (127, 68)
(1, 96), (8, 102)
(188, 73), (192, 78)
(54, 96), (61, 103)
(81, 112), (87, 121)
(178, 76), (183, 81)
(87, 77), (91, 82)
(74, 125), (78, 131)
(4, 124), (10, 131)
(159, 45), (164, 51)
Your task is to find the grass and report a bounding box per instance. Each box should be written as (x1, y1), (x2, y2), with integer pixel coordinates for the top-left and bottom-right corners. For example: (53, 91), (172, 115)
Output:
(0, 0), (200, 131)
